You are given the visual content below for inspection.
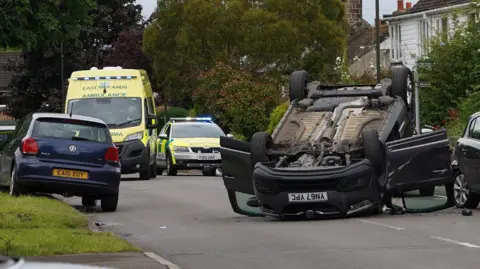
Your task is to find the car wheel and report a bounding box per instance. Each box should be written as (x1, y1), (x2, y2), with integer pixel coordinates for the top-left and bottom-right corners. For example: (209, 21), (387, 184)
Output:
(453, 172), (469, 208)
(101, 193), (119, 212)
(157, 168), (163, 176)
(139, 167), (151, 180)
(419, 186), (435, 197)
(250, 132), (273, 169)
(202, 167), (216, 176)
(82, 197), (96, 207)
(150, 156), (157, 178)
(166, 152), (178, 176)
(391, 66), (414, 109)
(362, 129), (384, 176)
(9, 169), (24, 197)
(289, 70), (309, 101)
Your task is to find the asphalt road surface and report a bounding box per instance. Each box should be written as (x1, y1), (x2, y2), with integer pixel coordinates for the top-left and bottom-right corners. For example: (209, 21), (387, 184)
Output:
(66, 173), (480, 269)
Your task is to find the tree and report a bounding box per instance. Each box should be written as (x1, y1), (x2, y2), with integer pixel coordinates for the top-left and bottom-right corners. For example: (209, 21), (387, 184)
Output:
(192, 62), (281, 139)
(418, 2), (480, 131)
(0, 0), (95, 50)
(4, 0), (144, 119)
(104, 26), (152, 72)
(143, 0), (346, 107)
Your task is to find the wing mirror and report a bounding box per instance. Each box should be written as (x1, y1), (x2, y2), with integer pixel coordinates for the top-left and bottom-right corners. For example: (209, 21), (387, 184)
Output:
(146, 116), (158, 129)
(421, 125), (434, 134)
(226, 134), (234, 138)
(158, 133), (168, 139)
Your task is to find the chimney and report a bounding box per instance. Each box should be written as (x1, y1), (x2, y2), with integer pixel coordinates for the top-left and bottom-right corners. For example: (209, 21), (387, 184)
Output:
(346, 0), (363, 24)
(397, 0), (404, 11)
(406, 2), (412, 9)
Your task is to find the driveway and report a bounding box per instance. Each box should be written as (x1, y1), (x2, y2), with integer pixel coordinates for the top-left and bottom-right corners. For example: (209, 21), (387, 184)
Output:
(64, 173), (480, 269)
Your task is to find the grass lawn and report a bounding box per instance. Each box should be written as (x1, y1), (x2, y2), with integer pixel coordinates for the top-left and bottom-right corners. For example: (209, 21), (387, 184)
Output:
(0, 193), (140, 256)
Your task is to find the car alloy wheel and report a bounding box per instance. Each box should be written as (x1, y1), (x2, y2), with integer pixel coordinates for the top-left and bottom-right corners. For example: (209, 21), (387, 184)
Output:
(454, 172), (469, 208)
(406, 73), (413, 108)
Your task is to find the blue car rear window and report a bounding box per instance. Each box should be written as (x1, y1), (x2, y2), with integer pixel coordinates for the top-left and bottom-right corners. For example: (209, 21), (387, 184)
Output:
(32, 118), (111, 144)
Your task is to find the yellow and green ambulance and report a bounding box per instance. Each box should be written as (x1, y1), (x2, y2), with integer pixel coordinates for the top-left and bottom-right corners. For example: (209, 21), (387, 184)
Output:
(156, 117), (233, 176)
(65, 66), (158, 180)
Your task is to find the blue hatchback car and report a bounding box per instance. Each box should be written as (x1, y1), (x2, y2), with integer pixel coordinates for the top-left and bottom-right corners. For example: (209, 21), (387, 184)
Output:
(0, 113), (121, 212)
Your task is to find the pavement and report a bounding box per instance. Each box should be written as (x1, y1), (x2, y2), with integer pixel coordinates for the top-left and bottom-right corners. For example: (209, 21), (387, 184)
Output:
(52, 171), (480, 269)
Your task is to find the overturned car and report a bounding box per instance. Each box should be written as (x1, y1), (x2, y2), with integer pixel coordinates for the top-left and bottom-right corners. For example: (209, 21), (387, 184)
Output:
(220, 67), (453, 219)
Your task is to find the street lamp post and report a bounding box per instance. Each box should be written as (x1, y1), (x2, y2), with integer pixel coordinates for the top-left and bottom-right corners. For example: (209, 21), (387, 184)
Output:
(375, 0), (381, 83)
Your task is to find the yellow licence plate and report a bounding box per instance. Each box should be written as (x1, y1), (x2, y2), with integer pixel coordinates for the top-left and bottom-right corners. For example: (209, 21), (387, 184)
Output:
(52, 169), (88, 180)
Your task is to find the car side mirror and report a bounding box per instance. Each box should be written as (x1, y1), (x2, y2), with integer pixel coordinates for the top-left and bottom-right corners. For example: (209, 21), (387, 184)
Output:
(158, 133), (168, 139)
(146, 116), (158, 129)
(421, 127), (433, 134)
(226, 134), (234, 138)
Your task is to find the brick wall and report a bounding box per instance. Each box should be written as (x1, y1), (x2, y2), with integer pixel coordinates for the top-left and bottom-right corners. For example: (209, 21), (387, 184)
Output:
(346, 0), (363, 23)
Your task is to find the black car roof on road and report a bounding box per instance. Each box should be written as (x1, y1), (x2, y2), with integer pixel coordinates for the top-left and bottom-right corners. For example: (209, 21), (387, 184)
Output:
(32, 113), (107, 126)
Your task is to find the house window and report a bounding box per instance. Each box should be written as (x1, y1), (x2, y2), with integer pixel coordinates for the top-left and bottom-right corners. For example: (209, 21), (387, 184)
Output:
(390, 24), (402, 60)
(419, 19), (430, 56)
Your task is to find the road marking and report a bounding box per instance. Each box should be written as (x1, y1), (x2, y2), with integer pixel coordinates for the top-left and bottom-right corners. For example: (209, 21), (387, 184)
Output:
(357, 219), (406, 231)
(434, 195), (448, 199)
(431, 236), (480, 248)
(144, 252), (182, 269)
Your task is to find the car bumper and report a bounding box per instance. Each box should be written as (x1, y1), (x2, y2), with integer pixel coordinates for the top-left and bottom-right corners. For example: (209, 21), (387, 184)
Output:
(253, 159), (381, 218)
(116, 140), (149, 174)
(16, 160), (120, 198)
(160, 152), (222, 170)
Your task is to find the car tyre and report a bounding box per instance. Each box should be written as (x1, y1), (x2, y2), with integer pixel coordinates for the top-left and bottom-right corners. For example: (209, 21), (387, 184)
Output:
(419, 186), (435, 197)
(289, 70), (309, 101)
(391, 67), (414, 110)
(166, 152), (178, 176)
(362, 129), (384, 176)
(139, 167), (151, 180)
(465, 193), (480, 209)
(157, 168), (163, 175)
(250, 132), (273, 169)
(101, 193), (119, 212)
(453, 171), (469, 208)
(9, 168), (25, 197)
(82, 197), (96, 207)
(150, 156), (157, 178)
(202, 167), (216, 176)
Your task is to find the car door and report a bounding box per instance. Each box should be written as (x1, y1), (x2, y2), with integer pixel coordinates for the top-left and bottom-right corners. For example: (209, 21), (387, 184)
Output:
(0, 115), (32, 185)
(219, 136), (263, 217)
(385, 129), (453, 193)
(457, 116), (480, 193)
(156, 123), (171, 167)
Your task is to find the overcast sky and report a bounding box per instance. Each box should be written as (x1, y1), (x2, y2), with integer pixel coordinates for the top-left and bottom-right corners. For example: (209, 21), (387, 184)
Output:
(136, 0), (420, 25)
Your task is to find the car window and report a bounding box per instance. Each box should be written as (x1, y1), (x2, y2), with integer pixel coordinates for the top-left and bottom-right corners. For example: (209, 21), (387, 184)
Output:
(171, 124), (225, 138)
(469, 117), (480, 139)
(15, 116), (32, 139)
(32, 118), (111, 144)
(147, 97), (155, 116)
(164, 124), (171, 137)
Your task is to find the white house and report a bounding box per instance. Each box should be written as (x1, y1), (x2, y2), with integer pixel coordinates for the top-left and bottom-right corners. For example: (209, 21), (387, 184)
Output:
(383, 0), (476, 71)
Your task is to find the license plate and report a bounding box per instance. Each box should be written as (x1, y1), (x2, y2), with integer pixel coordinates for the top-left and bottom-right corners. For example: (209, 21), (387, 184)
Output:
(288, 192), (328, 203)
(52, 169), (88, 180)
(197, 154), (218, 160)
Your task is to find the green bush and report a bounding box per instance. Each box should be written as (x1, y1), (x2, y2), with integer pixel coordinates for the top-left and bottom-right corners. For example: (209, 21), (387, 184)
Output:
(266, 101), (289, 134)
(157, 107), (189, 129)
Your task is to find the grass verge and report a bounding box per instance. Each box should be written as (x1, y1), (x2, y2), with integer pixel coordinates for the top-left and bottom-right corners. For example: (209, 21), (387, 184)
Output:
(0, 193), (140, 256)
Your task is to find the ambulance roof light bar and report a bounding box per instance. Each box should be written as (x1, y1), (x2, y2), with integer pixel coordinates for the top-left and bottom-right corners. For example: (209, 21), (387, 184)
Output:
(170, 117), (213, 123)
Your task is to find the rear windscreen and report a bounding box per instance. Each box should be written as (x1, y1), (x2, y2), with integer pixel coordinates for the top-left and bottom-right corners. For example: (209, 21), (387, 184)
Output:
(32, 118), (111, 144)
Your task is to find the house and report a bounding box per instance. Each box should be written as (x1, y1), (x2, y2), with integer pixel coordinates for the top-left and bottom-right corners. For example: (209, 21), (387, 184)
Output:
(383, 0), (474, 71)
(345, 0), (391, 76)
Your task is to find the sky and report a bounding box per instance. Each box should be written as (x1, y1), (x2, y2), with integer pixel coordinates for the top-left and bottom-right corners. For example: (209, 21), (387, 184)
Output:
(135, 0), (420, 25)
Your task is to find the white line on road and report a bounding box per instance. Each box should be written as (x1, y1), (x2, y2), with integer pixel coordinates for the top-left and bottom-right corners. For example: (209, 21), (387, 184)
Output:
(434, 195), (448, 199)
(431, 236), (480, 248)
(144, 252), (182, 269)
(357, 219), (406, 231)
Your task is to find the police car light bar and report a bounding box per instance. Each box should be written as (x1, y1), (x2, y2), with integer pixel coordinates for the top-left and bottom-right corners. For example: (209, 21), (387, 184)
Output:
(170, 117), (212, 122)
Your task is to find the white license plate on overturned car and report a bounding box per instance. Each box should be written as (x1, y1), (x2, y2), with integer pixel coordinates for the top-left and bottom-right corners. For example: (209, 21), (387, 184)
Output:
(197, 154), (219, 160)
(288, 192), (328, 203)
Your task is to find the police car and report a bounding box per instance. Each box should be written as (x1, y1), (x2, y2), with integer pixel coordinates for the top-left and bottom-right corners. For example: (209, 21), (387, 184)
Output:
(156, 117), (233, 176)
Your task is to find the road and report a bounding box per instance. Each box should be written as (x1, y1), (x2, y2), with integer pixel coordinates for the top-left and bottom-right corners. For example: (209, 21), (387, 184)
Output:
(66, 173), (480, 269)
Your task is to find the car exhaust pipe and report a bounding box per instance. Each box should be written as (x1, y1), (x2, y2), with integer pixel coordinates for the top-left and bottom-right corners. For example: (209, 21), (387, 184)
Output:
(305, 210), (315, 219)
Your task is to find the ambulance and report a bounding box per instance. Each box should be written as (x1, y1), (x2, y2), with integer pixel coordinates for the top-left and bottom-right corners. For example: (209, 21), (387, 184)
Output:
(65, 67), (158, 180)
